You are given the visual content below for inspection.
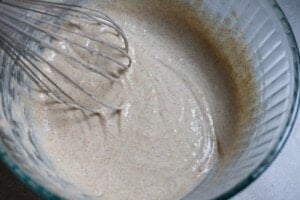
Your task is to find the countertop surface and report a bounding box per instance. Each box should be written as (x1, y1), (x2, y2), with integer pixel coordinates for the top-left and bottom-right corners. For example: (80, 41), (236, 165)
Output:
(0, 0), (299, 199)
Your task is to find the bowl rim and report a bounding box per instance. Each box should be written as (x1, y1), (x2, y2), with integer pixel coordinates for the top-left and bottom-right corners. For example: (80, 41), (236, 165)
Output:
(214, 1), (300, 199)
(0, 0), (299, 200)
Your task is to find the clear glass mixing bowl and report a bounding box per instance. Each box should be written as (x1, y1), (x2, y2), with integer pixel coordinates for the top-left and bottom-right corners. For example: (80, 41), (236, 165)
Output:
(0, 0), (299, 199)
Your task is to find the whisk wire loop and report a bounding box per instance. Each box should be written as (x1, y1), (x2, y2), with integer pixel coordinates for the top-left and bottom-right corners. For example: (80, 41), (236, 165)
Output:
(0, 0), (131, 112)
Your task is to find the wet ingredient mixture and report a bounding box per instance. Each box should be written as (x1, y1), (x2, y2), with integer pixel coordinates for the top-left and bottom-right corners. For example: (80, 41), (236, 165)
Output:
(30, 1), (248, 199)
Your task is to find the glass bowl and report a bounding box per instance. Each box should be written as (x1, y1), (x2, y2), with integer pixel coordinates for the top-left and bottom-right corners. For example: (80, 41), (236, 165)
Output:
(0, 0), (299, 199)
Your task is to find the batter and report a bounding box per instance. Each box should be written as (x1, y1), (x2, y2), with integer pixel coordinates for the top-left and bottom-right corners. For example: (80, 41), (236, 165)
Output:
(30, 1), (253, 199)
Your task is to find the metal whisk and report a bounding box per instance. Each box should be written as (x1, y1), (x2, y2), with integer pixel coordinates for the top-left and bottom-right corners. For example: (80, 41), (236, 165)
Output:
(0, 0), (131, 112)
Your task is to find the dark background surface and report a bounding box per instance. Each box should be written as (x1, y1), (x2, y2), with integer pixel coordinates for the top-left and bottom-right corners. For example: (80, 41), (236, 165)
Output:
(0, 163), (41, 200)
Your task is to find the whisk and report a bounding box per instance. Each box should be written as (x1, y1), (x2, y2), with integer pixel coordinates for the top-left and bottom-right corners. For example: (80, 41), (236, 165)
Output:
(0, 0), (131, 112)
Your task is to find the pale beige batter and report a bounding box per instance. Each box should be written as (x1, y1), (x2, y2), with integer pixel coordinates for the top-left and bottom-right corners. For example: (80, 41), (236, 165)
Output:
(30, 1), (251, 200)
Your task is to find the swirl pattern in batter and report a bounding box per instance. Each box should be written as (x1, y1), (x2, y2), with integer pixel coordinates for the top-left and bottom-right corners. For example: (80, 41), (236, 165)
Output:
(30, 1), (245, 199)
